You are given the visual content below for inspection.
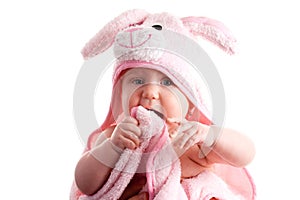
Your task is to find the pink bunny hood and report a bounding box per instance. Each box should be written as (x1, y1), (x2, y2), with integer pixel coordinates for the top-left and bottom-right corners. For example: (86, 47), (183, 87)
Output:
(74, 9), (255, 200)
(82, 9), (238, 134)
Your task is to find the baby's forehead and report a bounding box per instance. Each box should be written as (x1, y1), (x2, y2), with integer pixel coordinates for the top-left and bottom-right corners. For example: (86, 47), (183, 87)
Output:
(123, 67), (168, 77)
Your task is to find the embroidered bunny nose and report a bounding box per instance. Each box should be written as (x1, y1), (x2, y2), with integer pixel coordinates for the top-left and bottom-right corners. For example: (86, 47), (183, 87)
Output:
(116, 28), (152, 49)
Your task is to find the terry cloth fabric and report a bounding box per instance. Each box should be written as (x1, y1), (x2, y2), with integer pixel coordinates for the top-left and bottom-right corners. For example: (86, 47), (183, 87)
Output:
(72, 106), (251, 200)
(78, 106), (184, 200)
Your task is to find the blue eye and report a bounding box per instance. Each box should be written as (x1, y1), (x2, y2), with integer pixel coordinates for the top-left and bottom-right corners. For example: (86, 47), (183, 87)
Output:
(161, 78), (173, 86)
(132, 78), (144, 85)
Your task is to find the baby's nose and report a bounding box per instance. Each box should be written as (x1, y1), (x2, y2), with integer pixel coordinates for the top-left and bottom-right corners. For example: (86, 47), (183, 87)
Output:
(142, 84), (160, 100)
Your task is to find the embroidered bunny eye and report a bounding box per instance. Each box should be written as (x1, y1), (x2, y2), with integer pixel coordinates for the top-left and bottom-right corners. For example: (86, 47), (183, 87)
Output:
(152, 24), (162, 30)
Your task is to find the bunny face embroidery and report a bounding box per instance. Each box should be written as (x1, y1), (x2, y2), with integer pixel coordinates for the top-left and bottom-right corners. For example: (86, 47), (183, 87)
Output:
(81, 9), (236, 60)
(114, 26), (166, 62)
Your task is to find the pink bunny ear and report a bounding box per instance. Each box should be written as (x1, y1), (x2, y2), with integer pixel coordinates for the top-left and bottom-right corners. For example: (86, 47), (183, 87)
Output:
(181, 16), (236, 55)
(81, 9), (149, 59)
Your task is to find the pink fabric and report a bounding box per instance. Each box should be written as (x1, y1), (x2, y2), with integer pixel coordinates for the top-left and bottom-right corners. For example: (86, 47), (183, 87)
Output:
(181, 170), (244, 200)
(144, 122), (168, 199)
(77, 106), (185, 200)
(71, 9), (256, 200)
(71, 106), (251, 200)
(213, 164), (256, 199)
(181, 16), (236, 55)
(81, 9), (149, 58)
(82, 9), (236, 59)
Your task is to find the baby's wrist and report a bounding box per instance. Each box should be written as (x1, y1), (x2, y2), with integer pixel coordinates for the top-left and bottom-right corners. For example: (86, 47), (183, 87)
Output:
(109, 139), (124, 154)
(203, 127), (217, 147)
(93, 133), (108, 147)
(199, 126), (218, 158)
(90, 138), (123, 168)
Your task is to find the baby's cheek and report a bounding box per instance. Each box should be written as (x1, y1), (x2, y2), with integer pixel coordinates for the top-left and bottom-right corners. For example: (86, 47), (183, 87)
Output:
(164, 104), (185, 119)
(163, 89), (188, 118)
(128, 95), (140, 108)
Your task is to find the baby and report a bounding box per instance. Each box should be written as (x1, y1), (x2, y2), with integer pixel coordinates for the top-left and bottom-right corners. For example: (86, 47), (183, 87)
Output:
(71, 9), (256, 200)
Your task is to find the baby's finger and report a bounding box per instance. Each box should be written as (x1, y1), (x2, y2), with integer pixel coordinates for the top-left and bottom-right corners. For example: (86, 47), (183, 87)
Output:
(171, 132), (191, 156)
(122, 116), (139, 125)
(119, 123), (142, 137)
(178, 131), (195, 149)
(124, 130), (141, 146)
(171, 131), (189, 149)
(166, 117), (181, 124)
(178, 121), (194, 132)
(120, 135), (139, 149)
(182, 123), (198, 134)
(182, 132), (202, 150)
(175, 124), (199, 148)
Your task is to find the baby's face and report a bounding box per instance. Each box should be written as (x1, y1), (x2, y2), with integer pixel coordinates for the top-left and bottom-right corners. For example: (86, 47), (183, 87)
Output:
(121, 68), (189, 122)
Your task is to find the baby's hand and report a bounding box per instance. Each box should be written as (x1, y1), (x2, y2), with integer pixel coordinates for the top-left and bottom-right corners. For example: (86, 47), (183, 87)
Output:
(111, 116), (142, 150)
(169, 119), (210, 156)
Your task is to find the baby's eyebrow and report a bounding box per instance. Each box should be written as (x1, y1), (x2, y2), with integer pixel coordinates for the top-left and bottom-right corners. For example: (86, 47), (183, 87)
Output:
(125, 73), (143, 79)
(162, 76), (171, 79)
(124, 70), (144, 76)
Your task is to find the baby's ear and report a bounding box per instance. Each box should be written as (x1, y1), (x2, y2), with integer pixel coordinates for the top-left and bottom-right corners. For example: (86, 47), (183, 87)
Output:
(81, 9), (149, 59)
(181, 16), (236, 55)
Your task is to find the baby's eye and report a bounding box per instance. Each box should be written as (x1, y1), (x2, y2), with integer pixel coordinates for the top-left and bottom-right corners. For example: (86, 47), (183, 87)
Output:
(160, 78), (173, 86)
(132, 78), (145, 85)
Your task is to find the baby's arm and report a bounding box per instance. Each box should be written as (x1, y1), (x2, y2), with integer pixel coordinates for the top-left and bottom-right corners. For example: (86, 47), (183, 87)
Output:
(201, 126), (255, 167)
(74, 116), (141, 195)
(74, 126), (116, 195)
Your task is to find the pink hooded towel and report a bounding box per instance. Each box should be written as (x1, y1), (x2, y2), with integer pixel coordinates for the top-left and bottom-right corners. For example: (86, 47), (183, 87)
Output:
(70, 9), (256, 200)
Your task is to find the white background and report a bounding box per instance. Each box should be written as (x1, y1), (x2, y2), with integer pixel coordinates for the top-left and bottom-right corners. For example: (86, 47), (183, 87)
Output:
(0, 0), (299, 199)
